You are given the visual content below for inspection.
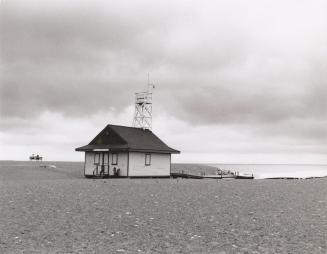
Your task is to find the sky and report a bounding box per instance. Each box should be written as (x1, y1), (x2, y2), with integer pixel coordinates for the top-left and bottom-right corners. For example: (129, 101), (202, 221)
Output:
(1, 0), (326, 163)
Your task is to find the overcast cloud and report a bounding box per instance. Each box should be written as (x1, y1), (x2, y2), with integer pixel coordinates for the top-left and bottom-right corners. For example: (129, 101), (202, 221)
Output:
(1, 0), (326, 163)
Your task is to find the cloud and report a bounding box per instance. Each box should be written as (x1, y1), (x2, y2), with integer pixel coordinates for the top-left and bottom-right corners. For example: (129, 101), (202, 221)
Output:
(1, 0), (191, 117)
(1, 0), (326, 161)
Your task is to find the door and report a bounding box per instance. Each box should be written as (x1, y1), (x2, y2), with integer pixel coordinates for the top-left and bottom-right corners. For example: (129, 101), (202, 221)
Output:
(93, 152), (109, 176)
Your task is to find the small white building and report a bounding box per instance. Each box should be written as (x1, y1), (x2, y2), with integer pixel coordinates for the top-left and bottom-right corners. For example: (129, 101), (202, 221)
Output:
(75, 124), (180, 178)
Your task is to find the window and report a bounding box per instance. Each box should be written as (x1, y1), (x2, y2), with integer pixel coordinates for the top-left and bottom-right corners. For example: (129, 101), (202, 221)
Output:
(94, 153), (100, 164)
(111, 153), (118, 165)
(145, 153), (151, 166)
(103, 153), (109, 165)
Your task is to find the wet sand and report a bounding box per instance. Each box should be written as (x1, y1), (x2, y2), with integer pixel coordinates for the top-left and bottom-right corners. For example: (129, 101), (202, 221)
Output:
(0, 161), (326, 253)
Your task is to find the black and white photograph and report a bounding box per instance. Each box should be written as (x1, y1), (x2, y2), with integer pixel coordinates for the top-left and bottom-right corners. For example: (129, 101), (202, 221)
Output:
(0, 0), (327, 253)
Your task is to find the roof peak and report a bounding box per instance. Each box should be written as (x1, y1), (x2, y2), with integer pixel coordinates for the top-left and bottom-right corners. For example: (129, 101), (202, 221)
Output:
(106, 124), (152, 131)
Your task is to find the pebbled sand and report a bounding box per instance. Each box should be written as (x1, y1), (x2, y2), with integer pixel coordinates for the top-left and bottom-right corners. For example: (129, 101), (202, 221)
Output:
(0, 161), (326, 253)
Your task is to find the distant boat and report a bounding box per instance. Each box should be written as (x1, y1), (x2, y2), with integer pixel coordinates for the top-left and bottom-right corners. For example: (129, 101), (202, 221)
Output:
(29, 154), (43, 161)
(235, 172), (254, 179)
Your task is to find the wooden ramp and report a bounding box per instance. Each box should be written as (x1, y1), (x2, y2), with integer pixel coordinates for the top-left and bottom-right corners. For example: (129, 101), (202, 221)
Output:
(203, 174), (235, 179)
(170, 173), (236, 179)
(170, 172), (204, 179)
(171, 172), (253, 179)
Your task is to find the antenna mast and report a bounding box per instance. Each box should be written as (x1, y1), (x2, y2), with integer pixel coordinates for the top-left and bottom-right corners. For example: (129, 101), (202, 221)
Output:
(133, 74), (155, 130)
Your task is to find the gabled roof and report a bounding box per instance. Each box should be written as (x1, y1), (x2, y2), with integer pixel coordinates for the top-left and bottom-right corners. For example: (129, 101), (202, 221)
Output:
(75, 124), (180, 154)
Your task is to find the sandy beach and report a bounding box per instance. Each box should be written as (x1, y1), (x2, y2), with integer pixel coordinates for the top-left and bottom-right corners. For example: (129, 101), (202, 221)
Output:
(0, 161), (326, 253)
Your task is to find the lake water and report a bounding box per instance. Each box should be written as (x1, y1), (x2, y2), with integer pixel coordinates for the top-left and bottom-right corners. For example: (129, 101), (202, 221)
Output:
(209, 163), (327, 179)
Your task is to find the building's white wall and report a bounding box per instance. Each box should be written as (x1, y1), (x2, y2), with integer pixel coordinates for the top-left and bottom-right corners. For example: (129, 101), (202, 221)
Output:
(84, 152), (128, 176)
(129, 152), (170, 176)
(85, 152), (95, 175)
(110, 152), (128, 176)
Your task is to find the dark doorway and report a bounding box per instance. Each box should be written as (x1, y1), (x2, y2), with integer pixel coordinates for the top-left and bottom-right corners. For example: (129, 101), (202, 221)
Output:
(93, 152), (109, 177)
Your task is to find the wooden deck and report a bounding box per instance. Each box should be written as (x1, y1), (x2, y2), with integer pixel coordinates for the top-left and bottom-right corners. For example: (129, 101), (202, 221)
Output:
(171, 172), (254, 179)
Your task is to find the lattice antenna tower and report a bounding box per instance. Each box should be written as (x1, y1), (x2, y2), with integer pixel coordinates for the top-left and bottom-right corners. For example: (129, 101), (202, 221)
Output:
(133, 74), (155, 130)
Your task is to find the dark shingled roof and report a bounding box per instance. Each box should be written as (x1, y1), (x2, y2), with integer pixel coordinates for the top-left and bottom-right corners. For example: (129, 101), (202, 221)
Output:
(75, 124), (180, 154)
